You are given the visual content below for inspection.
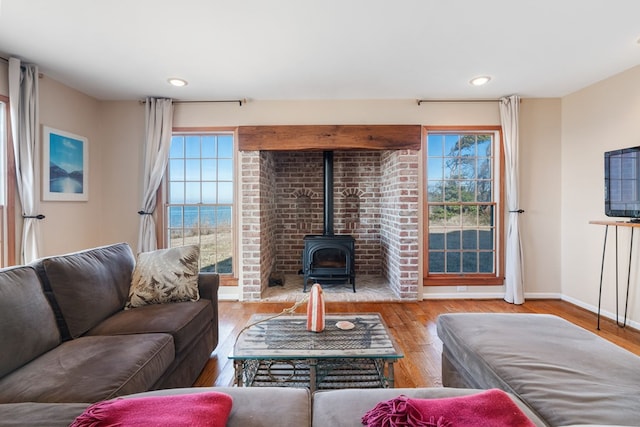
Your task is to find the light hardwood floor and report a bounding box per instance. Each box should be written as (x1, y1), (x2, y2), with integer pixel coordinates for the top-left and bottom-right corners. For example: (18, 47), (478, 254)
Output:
(193, 299), (640, 388)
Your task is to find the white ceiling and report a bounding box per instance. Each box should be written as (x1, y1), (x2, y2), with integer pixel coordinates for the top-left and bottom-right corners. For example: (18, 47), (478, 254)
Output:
(1, 0), (640, 102)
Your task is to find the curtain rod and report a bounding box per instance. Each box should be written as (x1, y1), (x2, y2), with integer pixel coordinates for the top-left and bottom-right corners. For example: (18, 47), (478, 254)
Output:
(417, 99), (501, 105)
(140, 99), (245, 106)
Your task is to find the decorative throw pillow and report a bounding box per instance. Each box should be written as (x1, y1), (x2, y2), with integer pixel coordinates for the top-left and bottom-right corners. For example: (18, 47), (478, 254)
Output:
(125, 245), (200, 309)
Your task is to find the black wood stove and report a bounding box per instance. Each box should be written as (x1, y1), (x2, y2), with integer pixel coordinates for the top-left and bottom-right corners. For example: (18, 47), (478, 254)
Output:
(302, 151), (356, 292)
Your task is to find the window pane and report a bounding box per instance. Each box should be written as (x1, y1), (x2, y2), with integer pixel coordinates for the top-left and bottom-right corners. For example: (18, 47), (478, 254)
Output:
(446, 230), (460, 250)
(463, 252), (478, 273)
(427, 135), (443, 156)
(184, 206), (199, 227)
(185, 136), (200, 158)
(169, 159), (184, 181)
(218, 135), (233, 158)
(428, 181), (444, 202)
(185, 182), (200, 204)
(462, 229), (478, 250)
(477, 158), (491, 179)
(459, 135), (476, 157)
(429, 252), (444, 273)
(169, 182), (184, 204)
(477, 135), (492, 156)
(479, 205), (493, 226)
(479, 229), (494, 250)
(218, 206), (232, 225)
(202, 182), (217, 204)
(445, 205), (460, 225)
(462, 206), (478, 227)
(218, 159), (233, 181)
(429, 205), (445, 226)
(202, 159), (216, 181)
(200, 206), (215, 228)
(429, 228), (445, 250)
(427, 158), (443, 180)
(444, 181), (459, 201)
(202, 135), (216, 157)
(218, 182), (233, 204)
(479, 251), (494, 273)
(169, 206), (183, 227)
(477, 182), (492, 202)
(446, 252), (461, 273)
(444, 134), (460, 156)
(170, 136), (184, 157)
(185, 159), (201, 181)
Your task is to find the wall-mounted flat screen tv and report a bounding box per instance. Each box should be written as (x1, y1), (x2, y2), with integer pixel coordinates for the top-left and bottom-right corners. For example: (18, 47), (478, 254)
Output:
(605, 146), (640, 221)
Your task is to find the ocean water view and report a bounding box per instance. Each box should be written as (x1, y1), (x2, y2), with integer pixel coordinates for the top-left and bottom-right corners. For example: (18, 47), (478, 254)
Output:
(169, 205), (232, 228)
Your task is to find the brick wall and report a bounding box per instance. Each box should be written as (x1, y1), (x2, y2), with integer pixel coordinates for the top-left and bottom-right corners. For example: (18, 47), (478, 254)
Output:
(240, 149), (420, 300)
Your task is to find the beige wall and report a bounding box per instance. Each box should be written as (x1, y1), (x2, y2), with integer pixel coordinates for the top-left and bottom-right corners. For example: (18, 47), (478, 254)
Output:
(0, 62), (571, 308)
(561, 65), (640, 327)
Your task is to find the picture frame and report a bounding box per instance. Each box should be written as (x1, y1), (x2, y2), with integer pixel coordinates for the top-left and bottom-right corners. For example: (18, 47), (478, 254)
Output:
(42, 126), (88, 201)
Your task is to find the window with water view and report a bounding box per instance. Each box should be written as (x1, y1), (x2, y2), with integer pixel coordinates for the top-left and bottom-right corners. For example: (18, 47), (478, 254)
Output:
(167, 133), (234, 274)
(425, 129), (503, 285)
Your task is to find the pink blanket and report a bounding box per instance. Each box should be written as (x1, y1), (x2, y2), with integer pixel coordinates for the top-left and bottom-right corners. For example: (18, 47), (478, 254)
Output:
(70, 391), (233, 427)
(362, 389), (536, 427)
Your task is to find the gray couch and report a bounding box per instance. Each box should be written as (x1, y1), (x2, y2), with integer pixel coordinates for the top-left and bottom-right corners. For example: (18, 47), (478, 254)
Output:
(437, 313), (640, 427)
(0, 243), (218, 404)
(0, 386), (547, 427)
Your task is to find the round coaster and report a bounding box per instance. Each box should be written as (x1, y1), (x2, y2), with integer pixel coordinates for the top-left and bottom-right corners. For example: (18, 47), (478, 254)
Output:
(336, 320), (355, 330)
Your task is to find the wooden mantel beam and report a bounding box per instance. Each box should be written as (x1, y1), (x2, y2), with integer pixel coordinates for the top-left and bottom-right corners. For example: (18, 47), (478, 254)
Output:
(237, 125), (422, 151)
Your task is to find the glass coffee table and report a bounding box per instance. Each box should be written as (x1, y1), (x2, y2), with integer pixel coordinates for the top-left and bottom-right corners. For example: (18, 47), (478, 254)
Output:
(230, 313), (403, 392)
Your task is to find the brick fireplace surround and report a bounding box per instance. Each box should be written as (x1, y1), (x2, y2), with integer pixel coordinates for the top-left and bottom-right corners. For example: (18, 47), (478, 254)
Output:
(240, 148), (421, 301)
(238, 125), (422, 301)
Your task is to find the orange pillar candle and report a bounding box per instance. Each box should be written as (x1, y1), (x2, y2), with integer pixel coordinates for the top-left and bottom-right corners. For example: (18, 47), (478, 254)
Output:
(306, 283), (325, 332)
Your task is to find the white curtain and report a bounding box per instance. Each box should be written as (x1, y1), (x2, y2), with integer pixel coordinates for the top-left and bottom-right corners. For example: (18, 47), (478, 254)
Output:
(8, 57), (42, 264)
(499, 95), (525, 304)
(137, 98), (173, 253)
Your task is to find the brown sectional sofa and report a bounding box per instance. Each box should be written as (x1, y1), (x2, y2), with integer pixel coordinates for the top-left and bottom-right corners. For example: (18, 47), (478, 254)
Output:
(0, 243), (218, 404)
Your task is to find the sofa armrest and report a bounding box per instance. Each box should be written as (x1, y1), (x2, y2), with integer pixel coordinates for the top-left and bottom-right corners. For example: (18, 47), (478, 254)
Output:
(197, 273), (219, 303)
(197, 273), (219, 350)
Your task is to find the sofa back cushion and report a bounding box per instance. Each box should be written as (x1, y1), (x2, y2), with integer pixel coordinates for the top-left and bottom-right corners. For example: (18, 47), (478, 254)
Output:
(0, 266), (61, 377)
(35, 243), (135, 339)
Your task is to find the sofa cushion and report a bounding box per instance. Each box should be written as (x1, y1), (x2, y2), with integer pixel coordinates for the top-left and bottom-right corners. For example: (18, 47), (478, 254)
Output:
(0, 266), (61, 378)
(124, 387), (312, 427)
(0, 402), (89, 427)
(126, 245), (200, 308)
(312, 387), (546, 427)
(0, 333), (174, 403)
(35, 243), (135, 338)
(87, 299), (213, 354)
(437, 313), (640, 427)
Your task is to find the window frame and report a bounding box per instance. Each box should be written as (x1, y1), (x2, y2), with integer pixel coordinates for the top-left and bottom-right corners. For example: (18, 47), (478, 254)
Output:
(422, 125), (505, 286)
(159, 127), (239, 286)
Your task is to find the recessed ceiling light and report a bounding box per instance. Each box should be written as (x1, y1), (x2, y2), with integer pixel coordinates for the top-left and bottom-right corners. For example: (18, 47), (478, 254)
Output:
(470, 76), (491, 87)
(168, 78), (188, 87)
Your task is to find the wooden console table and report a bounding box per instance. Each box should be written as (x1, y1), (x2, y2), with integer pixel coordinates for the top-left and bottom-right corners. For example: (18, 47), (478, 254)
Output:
(589, 220), (639, 329)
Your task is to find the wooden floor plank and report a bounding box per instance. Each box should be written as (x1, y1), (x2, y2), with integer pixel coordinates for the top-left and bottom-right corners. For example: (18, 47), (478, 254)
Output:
(194, 299), (640, 388)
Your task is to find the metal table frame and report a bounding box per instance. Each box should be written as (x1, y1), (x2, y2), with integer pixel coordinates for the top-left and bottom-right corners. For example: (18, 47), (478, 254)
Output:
(230, 313), (403, 392)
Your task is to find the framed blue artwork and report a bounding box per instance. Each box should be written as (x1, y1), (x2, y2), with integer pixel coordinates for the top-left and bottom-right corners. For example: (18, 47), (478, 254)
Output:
(42, 126), (88, 201)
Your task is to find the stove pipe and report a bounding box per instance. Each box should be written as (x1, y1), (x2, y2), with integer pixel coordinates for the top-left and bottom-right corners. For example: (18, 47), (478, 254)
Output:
(323, 151), (334, 236)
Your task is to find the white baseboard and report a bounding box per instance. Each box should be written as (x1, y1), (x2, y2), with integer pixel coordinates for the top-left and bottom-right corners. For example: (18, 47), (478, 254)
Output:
(218, 286), (240, 301)
(217, 287), (639, 329)
(561, 294), (640, 330)
(421, 291), (562, 300)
